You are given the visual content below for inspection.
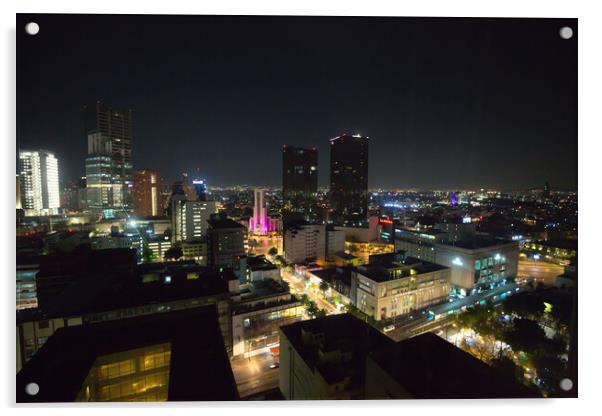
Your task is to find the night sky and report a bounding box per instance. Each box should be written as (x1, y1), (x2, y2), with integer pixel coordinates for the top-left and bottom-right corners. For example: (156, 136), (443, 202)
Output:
(17, 14), (577, 190)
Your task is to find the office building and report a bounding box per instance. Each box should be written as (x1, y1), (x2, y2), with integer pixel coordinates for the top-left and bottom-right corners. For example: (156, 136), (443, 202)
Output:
(283, 223), (326, 264)
(133, 169), (164, 218)
(84, 101), (133, 210)
(351, 253), (451, 321)
(207, 215), (246, 271)
(172, 199), (218, 242)
(329, 134), (369, 228)
(19, 149), (60, 216)
(192, 179), (207, 201)
(85, 130), (120, 213)
(282, 145), (319, 227)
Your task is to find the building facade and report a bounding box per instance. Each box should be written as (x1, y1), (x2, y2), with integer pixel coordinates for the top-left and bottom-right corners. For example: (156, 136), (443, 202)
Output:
(282, 145), (319, 227)
(19, 149), (60, 216)
(284, 223), (326, 264)
(133, 169), (164, 218)
(329, 134), (369, 228)
(172, 199), (218, 242)
(84, 101), (133, 211)
(351, 256), (451, 321)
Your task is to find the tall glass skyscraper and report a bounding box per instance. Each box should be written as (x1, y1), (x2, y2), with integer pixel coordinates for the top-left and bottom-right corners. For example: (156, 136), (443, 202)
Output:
(329, 134), (369, 227)
(84, 101), (133, 213)
(282, 145), (319, 227)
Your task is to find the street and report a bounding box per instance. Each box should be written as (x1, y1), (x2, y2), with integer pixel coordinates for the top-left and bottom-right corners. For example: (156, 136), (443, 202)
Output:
(230, 352), (280, 398)
(518, 259), (564, 286)
(280, 268), (340, 315)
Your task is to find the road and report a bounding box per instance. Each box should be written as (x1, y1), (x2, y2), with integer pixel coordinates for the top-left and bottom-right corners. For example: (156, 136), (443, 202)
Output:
(385, 283), (520, 341)
(518, 259), (564, 286)
(281, 268), (340, 315)
(230, 352), (280, 398)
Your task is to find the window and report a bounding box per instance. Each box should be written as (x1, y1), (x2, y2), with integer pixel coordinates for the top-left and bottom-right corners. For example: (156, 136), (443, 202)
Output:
(474, 260), (481, 270)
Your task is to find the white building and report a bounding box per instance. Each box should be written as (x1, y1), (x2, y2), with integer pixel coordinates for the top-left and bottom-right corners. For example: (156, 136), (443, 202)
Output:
(284, 223), (326, 263)
(19, 149), (60, 216)
(172, 199), (218, 242)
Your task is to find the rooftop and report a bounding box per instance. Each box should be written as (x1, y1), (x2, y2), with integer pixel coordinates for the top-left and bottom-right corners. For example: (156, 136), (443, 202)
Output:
(310, 267), (353, 287)
(280, 314), (393, 386)
(368, 333), (540, 399)
(207, 217), (244, 230)
(16, 306), (239, 402)
(440, 237), (515, 250)
(357, 256), (447, 283)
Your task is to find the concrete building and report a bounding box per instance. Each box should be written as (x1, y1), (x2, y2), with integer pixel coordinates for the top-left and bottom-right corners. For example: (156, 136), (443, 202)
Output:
(133, 169), (164, 218)
(326, 226), (345, 260)
(246, 255), (280, 283)
(172, 199), (218, 242)
(207, 216), (246, 272)
(232, 278), (302, 358)
(181, 240), (207, 264)
(351, 253), (451, 321)
(283, 223), (326, 264)
(279, 314), (393, 400)
(394, 226), (519, 295)
(19, 149), (60, 216)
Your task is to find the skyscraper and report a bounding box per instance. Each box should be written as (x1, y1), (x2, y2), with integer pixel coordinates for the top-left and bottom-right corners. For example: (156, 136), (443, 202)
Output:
(282, 145), (319, 227)
(133, 169), (164, 218)
(85, 131), (114, 213)
(84, 101), (133, 211)
(192, 179), (207, 201)
(19, 149), (60, 216)
(329, 134), (369, 227)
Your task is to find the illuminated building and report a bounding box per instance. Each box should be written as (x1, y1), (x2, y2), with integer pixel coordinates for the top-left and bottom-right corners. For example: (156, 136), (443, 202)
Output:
(172, 199), (218, 242)
(329, 134), (369, 228)
(351, 253), (451, 321)
(283, 223), (326, 263)
(232, 278), (302, 357)
(192, 179), (207, 201)
(85, 131), (120, 214)
(249, 188), (278, 234)
(17, 307), (239, 402)
(16, 175), (22, 209)
(16, 254), (39, 310)
(19, 149), (60, 216)
(282, 145), (319, 227)
(84, 101), (133, 210)
(133, 169), (164, 217)
(326, 226), (345, 260)
(393, 226), (519, 295)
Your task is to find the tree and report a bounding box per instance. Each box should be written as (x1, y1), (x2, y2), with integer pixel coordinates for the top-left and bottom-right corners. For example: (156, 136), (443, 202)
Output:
(319, 280), (330, 295)
(165, 246), (183, 261)
(141, 242), (156, 263)
(491, 355), (523, 381)
(268, 246), (278, 256)
(300, 294), (310, 305)
(503, 318), (547, 354)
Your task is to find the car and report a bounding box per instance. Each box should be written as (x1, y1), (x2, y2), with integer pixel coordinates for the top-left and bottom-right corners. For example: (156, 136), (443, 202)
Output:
(383, 325), (395, 333)
(269, 362), (280, 369)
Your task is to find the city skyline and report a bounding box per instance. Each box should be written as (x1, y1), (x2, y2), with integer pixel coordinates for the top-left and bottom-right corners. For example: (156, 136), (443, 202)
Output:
(17, 14), (577, 190)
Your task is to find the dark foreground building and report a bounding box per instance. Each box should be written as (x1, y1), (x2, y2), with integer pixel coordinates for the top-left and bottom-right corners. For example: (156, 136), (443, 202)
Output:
(17, 306), (239, 402)
(279, 314), (539, 400)
(329, 134), (369, 228)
